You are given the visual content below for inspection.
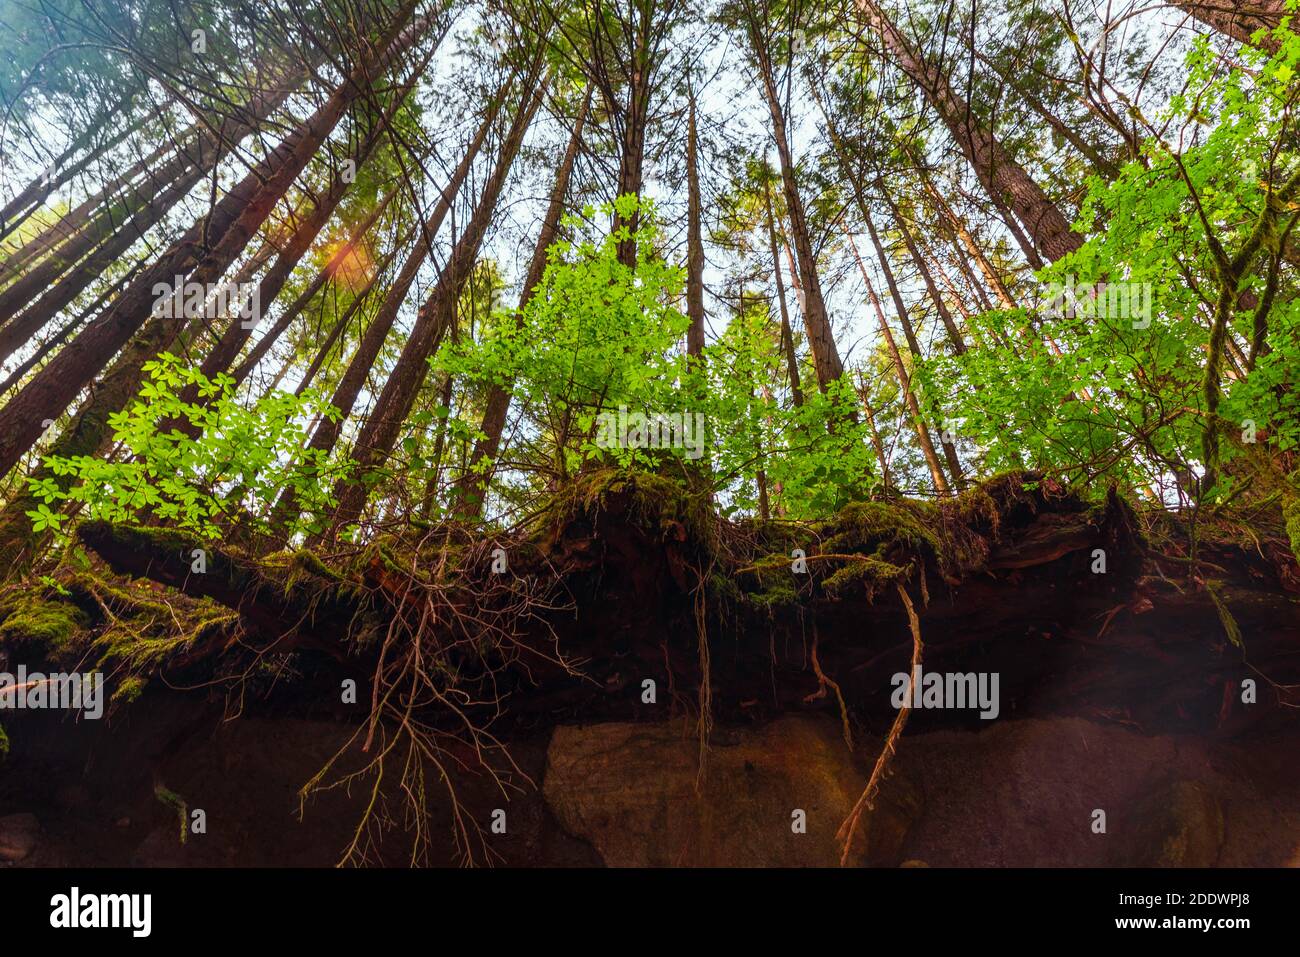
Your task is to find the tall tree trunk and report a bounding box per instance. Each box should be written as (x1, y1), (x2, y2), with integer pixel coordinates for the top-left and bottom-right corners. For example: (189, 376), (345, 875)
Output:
(283, 71), (506, 487)
(882, 190), (966, 354)
(0, 89), (292, 304)
(809, 88), (968, 358)
(946, 230), (996, 314)
(986, 186), (1047, 271)
(0, 96), (142, 242)
(0, 160), (233, 362)
(847, 228), (949, 495)
(0, 261), (145, 396)
(684, 87), (706, 358)
(762, 176), (803, 408)
(0, 3), (424, 483)
(611, 3), (655, 269)
(745, 14), (846, 392)
(919, 170), (1018, 308)
(327, 72), (547, 533)
(973, 49), (1119, 178)
(230, 192), (401, 388)
(294, 245), (401, 396)
(855, 369), (892, 492)
(1174, 1), (1287, 52)
(855, 0), (1083, 263)
(754, 384), (771, 521)
(0, 123), (194, 282)
(456, 90), (591, 520)
(190, 57), (430, 397)
(862, 215), (962, 487)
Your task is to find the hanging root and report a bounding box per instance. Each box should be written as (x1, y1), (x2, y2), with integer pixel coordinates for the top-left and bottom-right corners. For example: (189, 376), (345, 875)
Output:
(805, 618), (853, 751)
(298, 532), (583, 866)
(693, 560), (713, 791)
(836, 581), (923, 867)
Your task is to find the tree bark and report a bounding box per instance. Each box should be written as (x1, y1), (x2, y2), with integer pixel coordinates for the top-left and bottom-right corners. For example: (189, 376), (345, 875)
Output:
(1174, 1), (1288, 52)
(0, 89), (292, 313)
(191, 65), (428, 396)
(456, 90), (591, 520)
(0, 95), (142, 243)
(862, 215), (962, 488)
(293, 244), (402, 397)
(230, 191), (401, 388)
(284, 73), (505, 486)
(684, 87), (706, 358)
(610, 2), (657, 269)
(973, 49), (1120, 178)
(327, 71), (548, 533)
(0, 3), (424, 483)
(745, 14), (845, 392)
(846, 227), (949, 495)
(855, 0), (1083, 263)
(762, 176), (803, 408)
(918, 169), (1018, 309)
(881, 188), (966, 354)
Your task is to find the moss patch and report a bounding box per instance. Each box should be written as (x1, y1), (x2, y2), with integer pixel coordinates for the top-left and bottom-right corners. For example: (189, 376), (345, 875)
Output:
(0, 592), (88, 652)
(548, 466), (718, 556)
(733, 471), (1053, 606)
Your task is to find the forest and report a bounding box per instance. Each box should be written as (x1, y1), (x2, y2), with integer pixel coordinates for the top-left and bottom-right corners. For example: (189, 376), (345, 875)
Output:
(0, 0), (1297, 870)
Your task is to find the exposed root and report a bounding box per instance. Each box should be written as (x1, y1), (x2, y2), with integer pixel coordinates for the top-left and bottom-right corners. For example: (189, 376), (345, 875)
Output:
(298, 531), (583, 866)
(693, 559), (713, 791)
(836, 582), (924, 867)
(805, 619), (853, 750)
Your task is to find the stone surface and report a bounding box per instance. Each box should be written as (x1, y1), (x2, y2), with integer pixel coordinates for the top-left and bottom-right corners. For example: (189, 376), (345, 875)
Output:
(1119, 779), (1224, 867)
(543, 716), (920, 867)
(0, 812), (40, 861)
(890, 717), (1274, 866)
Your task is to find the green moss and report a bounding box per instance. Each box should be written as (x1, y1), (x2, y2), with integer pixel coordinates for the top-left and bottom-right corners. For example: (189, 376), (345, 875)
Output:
(950, 470), (1037, 526)
(0, 723), (9, 761)
(67, 574), (171, 621)
(291, 549), (349, 583)
(94, 629), (185, 669)
(822, 556), (909, 597)
(0, 592), (88, 650)
(154, 784), (188, 845)
(550, 467), (718, 555)
(746, 574), (800, 609)
(79, 521), (197, 561)
(822, 500), (942, 557)
(1284, 487), (1300, 566)
(112, 676), (147, 704)
(733, 472), (1050, 605)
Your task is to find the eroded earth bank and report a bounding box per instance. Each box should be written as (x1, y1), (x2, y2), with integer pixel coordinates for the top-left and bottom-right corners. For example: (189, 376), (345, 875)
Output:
(2, 470), (1298, 866)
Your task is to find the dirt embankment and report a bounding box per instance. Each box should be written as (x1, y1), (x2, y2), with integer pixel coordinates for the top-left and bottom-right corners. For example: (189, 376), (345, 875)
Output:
(2, 470), (1298, 866)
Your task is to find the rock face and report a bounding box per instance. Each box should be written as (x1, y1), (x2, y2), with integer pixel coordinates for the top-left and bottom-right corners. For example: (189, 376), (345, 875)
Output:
(890, 717), (1276, 866)
(0, 812), (40, 862)
(543, 716), (919, 867)
(1119, 780), (1224, 867)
